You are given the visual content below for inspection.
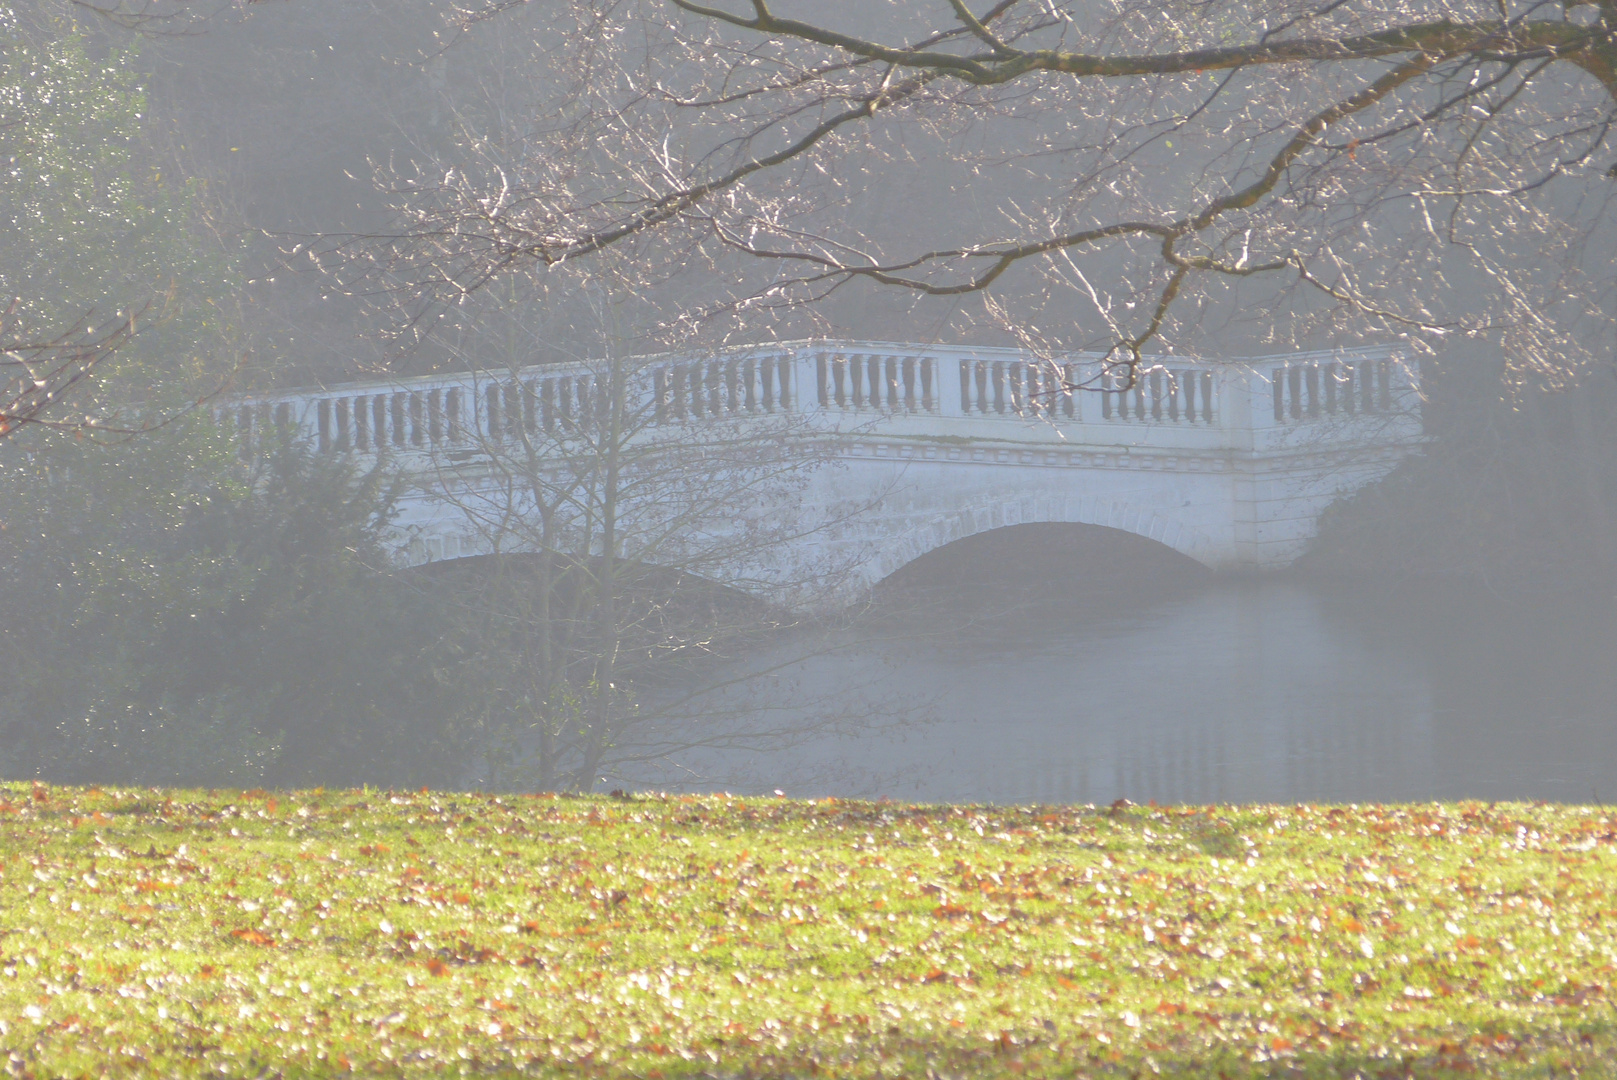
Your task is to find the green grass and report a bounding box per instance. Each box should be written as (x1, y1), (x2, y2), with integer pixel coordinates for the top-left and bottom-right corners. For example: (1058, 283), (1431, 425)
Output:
(3, 784), (1617, 1077)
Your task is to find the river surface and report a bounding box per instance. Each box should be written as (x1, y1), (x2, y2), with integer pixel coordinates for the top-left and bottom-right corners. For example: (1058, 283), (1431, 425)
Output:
(648, 524), (1617, 806)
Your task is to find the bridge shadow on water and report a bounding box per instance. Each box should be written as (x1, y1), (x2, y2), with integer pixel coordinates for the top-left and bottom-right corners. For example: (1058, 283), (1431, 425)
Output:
(634, 523), (1617, 807)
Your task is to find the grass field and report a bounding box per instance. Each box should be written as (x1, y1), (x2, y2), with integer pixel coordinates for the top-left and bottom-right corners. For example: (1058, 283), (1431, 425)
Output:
(2, 784), (1616, 1077)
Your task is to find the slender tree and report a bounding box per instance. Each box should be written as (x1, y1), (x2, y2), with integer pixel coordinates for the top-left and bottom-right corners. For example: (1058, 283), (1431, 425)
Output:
(414, 283), (890, 792)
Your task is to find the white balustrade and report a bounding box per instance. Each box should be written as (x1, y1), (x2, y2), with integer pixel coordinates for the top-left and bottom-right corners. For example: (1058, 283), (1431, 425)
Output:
(813, 350), (938, 414)
(1092, 363), (1217, 425)
(654, 352), (795, 421)
(956, 357), (1079, 419)
(1266, 353), (1414, 424)
(213, 342), (1410, 459)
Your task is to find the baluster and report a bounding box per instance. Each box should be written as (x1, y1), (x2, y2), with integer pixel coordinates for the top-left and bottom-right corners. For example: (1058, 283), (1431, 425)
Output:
(959, 360), (972, 413)
(569, 376), (586, 429)
(832, 356), (847, 408)
(498, 384), (515, 438)
(1167, 370), (1181, 422)
(387, 393), (402, 446)
(987, 361), (1001, 414)
(884, 356), (900, 412)
(726, 360), (740, 414)
(555, 374), (573, 423)
(919, 357), (934, 413)
(1148, 369), (1162, 421)
(537, 378), (553, 430)
(1008, 363), (1024, 416)
(446, 387), (463, 444)
(763, 359), (777, 411)
(777, 356), (792, 410)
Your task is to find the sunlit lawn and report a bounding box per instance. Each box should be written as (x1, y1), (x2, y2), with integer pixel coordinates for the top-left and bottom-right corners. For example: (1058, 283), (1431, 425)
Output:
(2, 784), (1616, 1077)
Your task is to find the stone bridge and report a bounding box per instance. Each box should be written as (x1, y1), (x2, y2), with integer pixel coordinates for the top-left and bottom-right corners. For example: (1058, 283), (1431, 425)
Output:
(228, 340), (1421, 606)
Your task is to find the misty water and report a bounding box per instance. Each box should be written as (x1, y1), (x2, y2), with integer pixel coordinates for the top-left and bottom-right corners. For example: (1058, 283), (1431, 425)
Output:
(668, 525), (1617, 806)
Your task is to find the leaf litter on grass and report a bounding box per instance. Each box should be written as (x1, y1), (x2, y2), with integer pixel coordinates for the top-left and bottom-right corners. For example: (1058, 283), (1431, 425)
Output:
(2, 785), (1616, 1077)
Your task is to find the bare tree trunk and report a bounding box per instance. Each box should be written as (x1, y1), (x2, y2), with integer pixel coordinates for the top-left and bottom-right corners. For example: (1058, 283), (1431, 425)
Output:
(580, 349), (627, 791)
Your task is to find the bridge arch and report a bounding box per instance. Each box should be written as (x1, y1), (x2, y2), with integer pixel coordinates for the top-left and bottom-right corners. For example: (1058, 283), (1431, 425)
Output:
(850, 493), (1220, 594)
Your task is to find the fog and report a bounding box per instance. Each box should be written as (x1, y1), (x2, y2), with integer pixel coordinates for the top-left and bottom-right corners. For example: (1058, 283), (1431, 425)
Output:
(3, 1), (1616, 804)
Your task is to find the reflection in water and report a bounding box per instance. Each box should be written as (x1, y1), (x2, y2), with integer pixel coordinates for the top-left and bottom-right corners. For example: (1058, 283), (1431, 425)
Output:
(653, 525), (1617, 806)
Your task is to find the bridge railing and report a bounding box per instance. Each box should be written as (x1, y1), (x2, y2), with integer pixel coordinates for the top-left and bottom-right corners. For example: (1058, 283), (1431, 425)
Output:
(1264, 351), (1414, 423)
(213, 342), (1412, 456)
(814, 349), (941, 415)
(653, 351), (796, 421)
